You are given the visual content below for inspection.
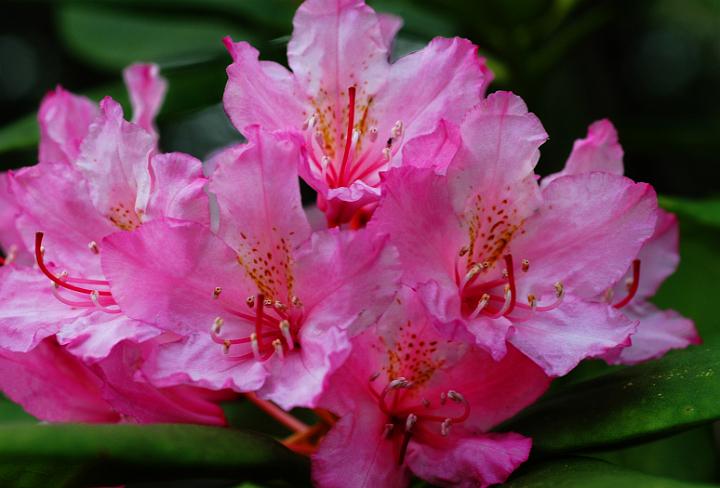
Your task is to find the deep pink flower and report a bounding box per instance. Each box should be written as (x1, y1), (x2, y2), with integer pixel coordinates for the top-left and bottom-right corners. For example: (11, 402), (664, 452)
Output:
(100, 128), (401, 409)
(0, 66), (208, 362)
(371, 92), (659, 376)
(312, 288), (549, 488)
(0, 337), (228, 425)
(547, 120), (700, 364)
(222, 0), (492, 226)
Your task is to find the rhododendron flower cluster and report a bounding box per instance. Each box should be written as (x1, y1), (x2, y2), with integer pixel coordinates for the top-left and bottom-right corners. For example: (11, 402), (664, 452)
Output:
(0, 0), (698, 486)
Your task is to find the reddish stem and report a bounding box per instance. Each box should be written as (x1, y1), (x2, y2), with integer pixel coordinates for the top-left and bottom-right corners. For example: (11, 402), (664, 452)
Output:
(245, 392), (309, 433)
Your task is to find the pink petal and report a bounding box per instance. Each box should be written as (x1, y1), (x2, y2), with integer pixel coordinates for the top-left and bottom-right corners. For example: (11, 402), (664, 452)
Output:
(510, 172), (658, 299)
(407, 433), (531, 488)
(101, 219), (251, 335)
(76, 97), (154, 229)
(0, 266), (85, 352)
(371, 166), (463, 295)
(295, 228), (401, 335)
(142, 333), (268, 393)
(544, 118), (624, 186)
(602, 302), (699, 365)
(312, 411), (410, 488)
(10, 162), (114, 273)
(0, 172), (31, 265)
(97, 341), (227, 425)
(378, 13), (403, 51)
(288, 0), (390, 102)
(509, 296), (637, 376)
(401, 119), (461, 173)
(222, 39), (305, 133)
(208, 127), (310, 253)
(145, 152), (209, 225)
(373, 37), (493, 163)
(38, 86), (98, 166)
(123, 63), (167, 137)
(0, 338), (119, 422)
(258, 324), (352, 410)
(635, 209), (680, 299)
(448, 91), (546, 214)
(57, 312), (161, 363)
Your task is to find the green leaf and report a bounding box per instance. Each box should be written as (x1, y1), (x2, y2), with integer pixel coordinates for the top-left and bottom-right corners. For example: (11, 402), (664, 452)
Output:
(503, 346), (720, 453)
(661, 195), (720, 228)
(0, 396), (34, 424)
(504, 457), (716, 488)
(591, 425), (718, 483)
(0, 114), (38, 155)
(58, 4), (253, 71)
(0, 423), (309, 488)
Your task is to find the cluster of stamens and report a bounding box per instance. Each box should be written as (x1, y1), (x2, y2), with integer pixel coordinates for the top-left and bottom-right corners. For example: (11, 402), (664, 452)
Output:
(458, 254), (641, 321)
(369, 375), (470, 465)
(34, 232), (120, 314)
(302, 85), (404, 189)
(209, 291), (303, 361)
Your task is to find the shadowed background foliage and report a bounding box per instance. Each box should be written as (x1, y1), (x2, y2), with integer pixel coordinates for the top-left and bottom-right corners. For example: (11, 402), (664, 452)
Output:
(0, 1), (719, 487)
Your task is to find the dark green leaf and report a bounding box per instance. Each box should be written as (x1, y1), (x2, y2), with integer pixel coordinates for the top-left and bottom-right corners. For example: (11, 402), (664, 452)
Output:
(660, 195), (720, 228)
(0, 423), (309, 488)
(0, 396), (34, 424)
(503, 346), (720, 453)
(504, 457), (716, 488)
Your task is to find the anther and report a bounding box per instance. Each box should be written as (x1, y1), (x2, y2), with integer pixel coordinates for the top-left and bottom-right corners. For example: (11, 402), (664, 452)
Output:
(459, 246), (469, 257)
(383, 423), (394, 438)
(314, 130), (324, 147)
(440, 418), (452, 436)
(279, 320), (294, 351)
(469, 293), (491, 319)
(527, 293), (537, 310)
(250, 333), (260, 359)
(246, 296), (255, 308)
(291, 296), (302, 307)
(223, 340), (231, 355)
(88, 241), (99, 254)
(391, 120), (403, 139)
(321, 155), (331, 168)
(213, 287), (222, 299)
(369, 126), (378, 142)
(351, 129), (361, 146)
(405, 413), (417, 432)
(212, 317), (224, 334)
(382, 147), (392, 161)
(554, 282), (564, 298)
(274, 300), (286, 311)
(521, 259), (530, 272)
(263, 298), (273, 307)
(369, 371), (381, 382)
(502, 268), (509, 278)
(272, 339), (284, 359)
(447, 390), (465, 404)
(389, 377), (410, 389)
(303, 114), (317, 130)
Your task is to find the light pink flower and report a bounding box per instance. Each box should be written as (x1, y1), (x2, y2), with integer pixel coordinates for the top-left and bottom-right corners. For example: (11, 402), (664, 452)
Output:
(548, 120), (699, 364)
(0, 67), (208, 362)
(371, 92), (659, 376)
(0, 337), (228, 425)
(222, 0), (492, 226)
(312, 288), (549, 488)
(100, 128), (401, 409)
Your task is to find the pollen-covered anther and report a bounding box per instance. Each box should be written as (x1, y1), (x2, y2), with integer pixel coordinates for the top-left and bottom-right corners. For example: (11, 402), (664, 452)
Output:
(405, 413), (417, 434)
(246, 296), (255, 308)
(527, 293), (537, 310)
(389, 377), (411, 389)
(554, 282), (564, 298)
(302, 113), (318, 130)
(279, 320), (294, 351)
(250, 332), (260, 359)
(222, 339), (231, 355)
(521, 259), (530, 272)
(88, 241), (99, 254)
(263, 298), (273, 307)
(440, 418), (452, 436)
(212, 317), (224, 334)
(447, 390), (465, 404)
(351, 129), (361, 146)
(272, 338), (284, 359)
(469, 293), (491, 319)
(213, 287), (222, 299)
(274, 300), (286, 311)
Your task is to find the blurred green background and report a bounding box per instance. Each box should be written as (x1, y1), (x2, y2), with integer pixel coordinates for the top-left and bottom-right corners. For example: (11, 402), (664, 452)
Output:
(0, 0), (718, 197)
(0, 1), (720, 486)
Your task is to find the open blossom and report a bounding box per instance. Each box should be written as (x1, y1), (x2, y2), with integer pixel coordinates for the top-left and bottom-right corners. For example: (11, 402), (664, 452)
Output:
(223, 0), (492, 226)
(100, 128), (401, 409)
(313, 288), (550, 488)
(0, 64), (207, 362)
(372, 92), (659, 376)
(546, 120), (699, 364)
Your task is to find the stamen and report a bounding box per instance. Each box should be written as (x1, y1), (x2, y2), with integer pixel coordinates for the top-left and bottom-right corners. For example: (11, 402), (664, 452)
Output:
(534, 282), (565, 312)
(291, 296), (302, 307)
(255, 293), (265, 351)
(468, 293), (491, 319)
(246, 296), (255, 308)
(35, 233), (111, 297)
(88, 241), (99, 254)
(461, 262), (486, 289)
(302, 113), (317, 130)
(613, 259), (641, 309)
(487, 285), (512, 319)
(213, 287), (222, 299)
(383, 423), (394, 438)
(272, 339), (284, 359)
(223, 340), (231, 354)
(212, 317), (224, 334)
(274, 300), (286, 312)
(397, 413), (417, 466)
(250, 333), (261, 360)
(369, 126), (378, 142)
(527, 293), (537, 311)
(369, 371), (380, 382)
(337, 86), (357, 186)
(440, 418), (452, 436)
(263, 298), (273, 307)
(391, 120), (403, 139)
(382, 147), (392, 161)
(458, 246), (469, 257)
(279, 320), (294, 351)
(90, 290), (122, 314)
(405, 413), (417, 431)
(521, 259), (530, 272)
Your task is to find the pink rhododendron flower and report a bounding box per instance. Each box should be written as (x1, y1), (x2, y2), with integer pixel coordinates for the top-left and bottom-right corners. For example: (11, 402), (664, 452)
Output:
(0, 65), (208, 362)
(546, 120), (699, 364)
(100, 128), (401, 409)
(313, 288), (550, 488)
(222, 0), (492, 226)
(0, 337), (228, 425)
(372, 92), (659, 376)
